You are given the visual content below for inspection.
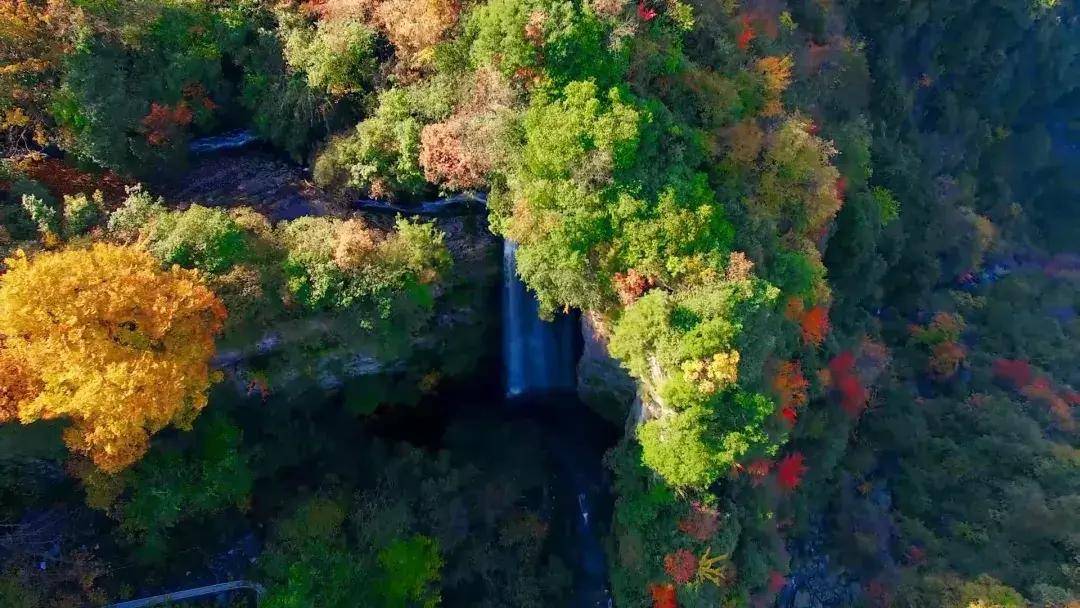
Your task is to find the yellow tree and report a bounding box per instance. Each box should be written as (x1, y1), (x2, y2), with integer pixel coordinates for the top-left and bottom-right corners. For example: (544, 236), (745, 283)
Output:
(0, 244), (226, 471)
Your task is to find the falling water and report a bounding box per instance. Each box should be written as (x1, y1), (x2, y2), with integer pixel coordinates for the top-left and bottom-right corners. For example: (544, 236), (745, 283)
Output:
(502, 240), (578, 398)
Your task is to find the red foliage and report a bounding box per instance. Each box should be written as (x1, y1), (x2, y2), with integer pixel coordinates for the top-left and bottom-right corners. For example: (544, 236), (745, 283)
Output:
(664, 549), (698, 585)
(865, 579), (893, 608)
(800, 306), (830, 346)
(780, 406), (798, 426)
(829, 352), (869, 417)
(836, 374), (868, 416)
(776, 452), (807, 492)
(678, 502), (720, 541)
(11, 156), (130, 204)
(993, 358), (1033, 388)
(829, 351), (855, 377)
(767, 571), (787, 594)
(650, 583), (678, 608)
(142, 101), (193, 146)
(637, 2), (657, 21)
(905, 545), (926, 565)
(773, 361), (809, 410)
(737, 15), (756, 51)
(835, 176), (847, 201)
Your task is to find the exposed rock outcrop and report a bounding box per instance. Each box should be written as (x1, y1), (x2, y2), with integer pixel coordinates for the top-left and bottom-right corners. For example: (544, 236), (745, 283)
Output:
(577, 311), (637, 426)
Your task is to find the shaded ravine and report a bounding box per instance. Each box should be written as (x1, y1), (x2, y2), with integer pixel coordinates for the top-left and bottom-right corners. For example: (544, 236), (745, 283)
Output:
(502, 240), (613, 607)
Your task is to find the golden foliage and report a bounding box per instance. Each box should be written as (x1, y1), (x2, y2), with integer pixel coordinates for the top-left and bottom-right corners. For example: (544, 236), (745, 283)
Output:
(682, 351), (740, 393)
(697, 547), (734, 586)
(374, 0), (459, 64)
(756, 55), (793, 117)
(0, 244), (226, 471)
(334, 218), (384, 269)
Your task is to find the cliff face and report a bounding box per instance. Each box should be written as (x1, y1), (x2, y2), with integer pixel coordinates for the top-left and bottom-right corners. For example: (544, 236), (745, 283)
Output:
(577, 311), (637, 427)
(163, 151), (503, 400)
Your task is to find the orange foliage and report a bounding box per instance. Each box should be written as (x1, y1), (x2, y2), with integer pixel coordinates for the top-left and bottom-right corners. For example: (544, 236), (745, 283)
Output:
(756, 55), (794, 117)
(664, 549), (698, 585)
(419, 115), (494, 190)
(1022, 377), (1076, 431)
(773, 360), (809, 410)
(929, 341), (965, 379)
(746, 458), (772, 484)
(142, 101), (193, 146)
(613, 269), (655, 305)
(0, 0), (74, 149)
(800, 306), (830, 346)
(776, 452), (807, 492)
(650, 583), (678, 608)
(0, 345), (40, 421)
(0, 244), (226, 471)
(375, 0), (460, 62)
(726, 251), (755, 282)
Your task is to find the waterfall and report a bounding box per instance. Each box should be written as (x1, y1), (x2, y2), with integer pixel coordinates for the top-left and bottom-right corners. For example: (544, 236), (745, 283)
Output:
(502, 240), (578, 398)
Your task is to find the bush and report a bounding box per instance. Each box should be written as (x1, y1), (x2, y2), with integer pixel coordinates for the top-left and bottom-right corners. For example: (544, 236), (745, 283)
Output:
(107, 186), (167, 238)
(281, 12), (378, 97)
(314, 88), (435, 200)
(277, 216), (450, 313)
(63, 191), (104, 236)
(146, 205), (249, 273)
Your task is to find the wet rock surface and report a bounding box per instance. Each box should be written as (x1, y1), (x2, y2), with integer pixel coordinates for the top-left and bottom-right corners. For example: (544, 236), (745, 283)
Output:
(778, 515), (862, 608)
(162, 149), (335, 222)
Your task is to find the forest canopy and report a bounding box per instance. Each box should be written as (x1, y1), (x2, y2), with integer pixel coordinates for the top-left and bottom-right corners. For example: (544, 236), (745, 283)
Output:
(0, 0), (1078, 607)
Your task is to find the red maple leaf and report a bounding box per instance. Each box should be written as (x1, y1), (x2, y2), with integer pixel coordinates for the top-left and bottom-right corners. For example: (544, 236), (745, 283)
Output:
(637, 2), (657, 21)
(776, 452), (807, 492)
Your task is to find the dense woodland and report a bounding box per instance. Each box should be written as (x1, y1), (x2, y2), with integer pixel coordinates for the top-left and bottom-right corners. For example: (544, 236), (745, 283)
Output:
(0, 0), (1079, 606)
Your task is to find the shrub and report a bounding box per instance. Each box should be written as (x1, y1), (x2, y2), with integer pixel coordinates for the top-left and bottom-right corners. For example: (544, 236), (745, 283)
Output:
(63, 191), (104, 236)
(107, 186), (167, 238)
(282, 12), (378, 97)
(146, 205), (249, 273)
(314, 88), (430, 200)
